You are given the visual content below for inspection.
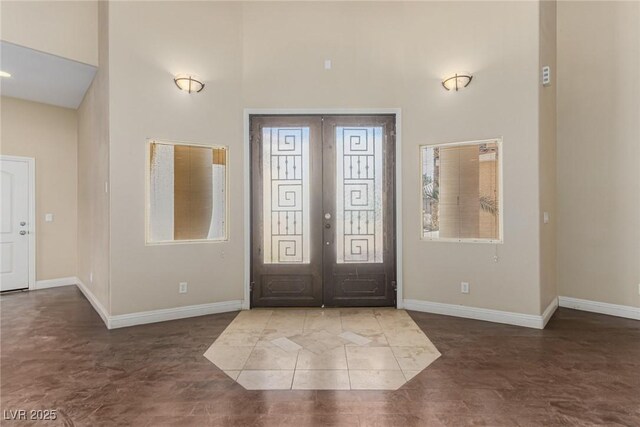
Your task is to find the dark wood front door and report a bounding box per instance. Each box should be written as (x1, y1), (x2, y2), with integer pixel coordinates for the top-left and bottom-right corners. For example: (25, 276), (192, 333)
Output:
(251, 115), (396, 307)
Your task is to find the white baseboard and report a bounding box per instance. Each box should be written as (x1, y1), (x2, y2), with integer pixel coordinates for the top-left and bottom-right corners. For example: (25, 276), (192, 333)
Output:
(404, 298), (557, 329)
(558, 296), (640, 321)
(541, 297), (559, 328)
(35, 276), (78, 290)
(75, 279), (111, 328)
(74, 279), (242, 329)
(108, 300), (243, 329)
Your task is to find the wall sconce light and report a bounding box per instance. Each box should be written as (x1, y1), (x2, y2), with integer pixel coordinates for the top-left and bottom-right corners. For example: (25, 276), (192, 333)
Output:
(174, 74), (204, 93)
(442, 73), (473, 91)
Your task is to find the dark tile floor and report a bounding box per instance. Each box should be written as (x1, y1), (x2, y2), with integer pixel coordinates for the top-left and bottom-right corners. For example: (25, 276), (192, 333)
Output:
(1, 286), (639, 426)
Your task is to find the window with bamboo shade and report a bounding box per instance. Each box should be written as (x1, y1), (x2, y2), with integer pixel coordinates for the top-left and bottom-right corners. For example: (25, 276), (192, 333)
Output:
(420, 139), (502, 243)
(147, 141), (228, 243)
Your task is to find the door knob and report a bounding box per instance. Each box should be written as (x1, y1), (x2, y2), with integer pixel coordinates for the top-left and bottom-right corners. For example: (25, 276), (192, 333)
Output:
(19, 230), (27, 235)
(20, 221), (26, 226)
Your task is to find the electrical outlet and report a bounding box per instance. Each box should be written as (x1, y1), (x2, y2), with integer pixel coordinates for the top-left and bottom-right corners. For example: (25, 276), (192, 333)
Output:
(179, 282), (188, 294)
(461, 282), (470, 294)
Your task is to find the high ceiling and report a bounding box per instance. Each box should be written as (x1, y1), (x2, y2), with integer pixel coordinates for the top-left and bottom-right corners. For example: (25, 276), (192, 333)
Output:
(0, 41), (96, 109)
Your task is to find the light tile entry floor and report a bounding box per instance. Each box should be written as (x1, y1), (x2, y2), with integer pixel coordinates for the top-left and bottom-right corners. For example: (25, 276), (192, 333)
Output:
(203, 308), (441, 390)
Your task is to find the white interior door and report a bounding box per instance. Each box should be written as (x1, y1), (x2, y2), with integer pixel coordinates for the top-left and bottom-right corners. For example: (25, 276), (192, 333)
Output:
(1, 157), (32, 291)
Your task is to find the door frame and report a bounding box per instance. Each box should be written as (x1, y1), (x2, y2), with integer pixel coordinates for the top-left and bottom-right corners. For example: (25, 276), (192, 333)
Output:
(243, 108), (403, 309)
(0, 155), (36, 290)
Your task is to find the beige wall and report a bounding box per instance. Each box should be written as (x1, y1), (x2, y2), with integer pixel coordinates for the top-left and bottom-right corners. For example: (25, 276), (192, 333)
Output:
(311, 0), (544, 315)
(557, 1), (640, 308)
(0, 0), (98, 65)
(539, 0), (557, 311)
(5, 0), (636, 320)
(104, 1), (543, 316)
(77, 0), (110, 310)
(108, 1), (244, 315)
(0, 96), (78, 281)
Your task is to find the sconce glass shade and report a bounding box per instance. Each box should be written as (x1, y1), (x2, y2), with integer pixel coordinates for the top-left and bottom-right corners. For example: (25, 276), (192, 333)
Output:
(442, 73), (473, 91)
(174, 75), (204, 93)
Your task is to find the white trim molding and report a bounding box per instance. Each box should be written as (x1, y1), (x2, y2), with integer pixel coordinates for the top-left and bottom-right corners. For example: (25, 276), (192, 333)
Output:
(75, 279), (110, 328)
(35, 276), (78, 290)
(404, 298), (558, 329)
(243, 110), (252, 310)
(541, 297), (559, 328)
(559, 296), (640, 321)
(394, 111), (403, 309)
(75, 279), (242, 329)
(108, 300), (243, 329)
(243, 108), (403, 310)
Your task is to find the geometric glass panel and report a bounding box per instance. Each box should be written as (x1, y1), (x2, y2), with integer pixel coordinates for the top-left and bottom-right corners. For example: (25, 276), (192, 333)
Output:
(262, 127), (310, 264)
(336, 126), (383, 263)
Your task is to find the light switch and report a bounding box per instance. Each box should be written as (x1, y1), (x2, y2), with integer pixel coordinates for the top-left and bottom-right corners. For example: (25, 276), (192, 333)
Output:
(45, 213), (54, 222)
(543, 212), (549, 224)
(324, 59), (332, 70)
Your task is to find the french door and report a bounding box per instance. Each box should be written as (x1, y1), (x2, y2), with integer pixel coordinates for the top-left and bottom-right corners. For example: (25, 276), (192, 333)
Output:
(250, 115), (396, 307)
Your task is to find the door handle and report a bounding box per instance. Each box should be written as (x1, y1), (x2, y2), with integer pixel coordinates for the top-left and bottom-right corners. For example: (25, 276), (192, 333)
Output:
(324, 223), (331, 229)
(19, 230), (27, 235)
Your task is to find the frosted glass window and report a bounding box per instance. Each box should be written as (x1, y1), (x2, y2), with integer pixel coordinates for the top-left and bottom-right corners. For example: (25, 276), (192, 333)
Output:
(148, 141), (227, 243)
(421, 140), (501, 242)
(336, 126), (384, 263)
(262, 127), (311, 264)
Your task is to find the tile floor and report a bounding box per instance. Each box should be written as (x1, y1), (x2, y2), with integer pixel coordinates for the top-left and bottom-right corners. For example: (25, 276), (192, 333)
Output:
(203, 308), (441, 390)
(4, 288), (639, 425)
